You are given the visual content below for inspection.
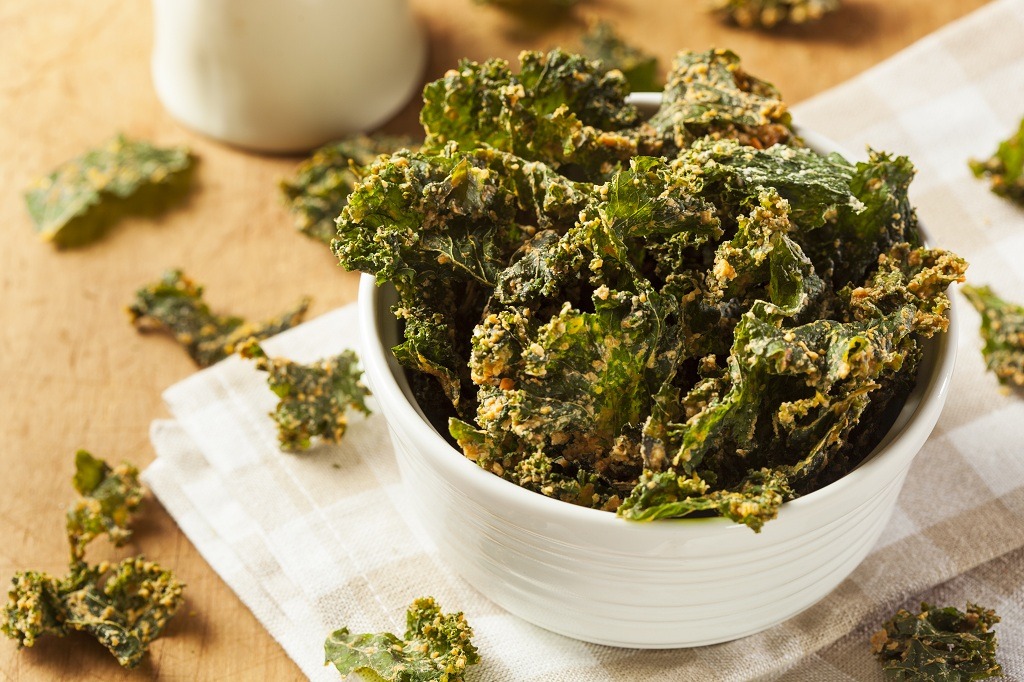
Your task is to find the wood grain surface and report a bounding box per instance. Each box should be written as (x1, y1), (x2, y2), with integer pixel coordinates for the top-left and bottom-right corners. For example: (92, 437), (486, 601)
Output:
(0, 0), (992, 679)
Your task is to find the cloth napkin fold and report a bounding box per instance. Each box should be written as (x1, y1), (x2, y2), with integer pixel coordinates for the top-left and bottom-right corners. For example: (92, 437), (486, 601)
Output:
(145, 1), (1024, 678)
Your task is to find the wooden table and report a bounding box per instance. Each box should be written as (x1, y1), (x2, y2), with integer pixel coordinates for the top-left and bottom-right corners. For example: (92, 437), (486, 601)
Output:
(0, 0), (992, 678)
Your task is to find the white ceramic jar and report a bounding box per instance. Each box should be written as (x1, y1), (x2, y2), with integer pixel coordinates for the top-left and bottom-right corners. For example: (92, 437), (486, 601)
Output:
(151, 0), (426, 152)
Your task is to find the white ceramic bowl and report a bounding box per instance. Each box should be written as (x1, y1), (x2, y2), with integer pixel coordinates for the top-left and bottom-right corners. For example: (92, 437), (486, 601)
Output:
(356, 109), (959, 648)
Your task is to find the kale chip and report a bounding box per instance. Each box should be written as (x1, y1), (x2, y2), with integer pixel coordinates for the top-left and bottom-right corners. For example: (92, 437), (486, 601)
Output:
(709, 0), (842, 29)
(128, 269), (310, 367)
(420, 50), (640, 180)
(281, 134), (417, 245)
(962, 284), (1024, 388)
(324, 597), (479, 682)
(872, 602), (1002, 680)
(970, 116), (1024, 205)
(24, 134), (194, 248)
(241, 341), (371, 451)
(643, 49), (794, 156)
(2, 453), (185, 668)
(66, 450), (144, 561)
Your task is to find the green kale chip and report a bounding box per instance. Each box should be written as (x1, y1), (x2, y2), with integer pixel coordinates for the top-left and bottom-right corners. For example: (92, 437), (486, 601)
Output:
(334, 146), (589, 410)
(421, 48), (794, 179)
(421, 50), (640, 179)
(579, 21), (662, 93)
(324, 597), (479, 682)
(496, 155), (722, 304)
(2, 571), (66, 649)
(281, 134), (417, 245)
(2, 453), (185, 669)
(456, 290), (667, 506)
(337, 49), (966, 528)
(241, 341), (371, 451)
(708, 0), (842, 28)
(128, 269), (310, 367)
(872, 602), (1002, 680)
(625, 243), (963, 522)
(67, 450), (144, 561)
(676, 140), (922, 288)
(962, 284), (1024, 388)
(24, 134), (194, 248)
(3, 558), (185, 669)
(619, 469), (791, 531)
(970, 116), (1024, 205)
(643, 49), (794, 156)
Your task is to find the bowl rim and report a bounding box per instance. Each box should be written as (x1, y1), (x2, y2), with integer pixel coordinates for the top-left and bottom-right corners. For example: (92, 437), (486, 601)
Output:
(355, 114), (959, 536)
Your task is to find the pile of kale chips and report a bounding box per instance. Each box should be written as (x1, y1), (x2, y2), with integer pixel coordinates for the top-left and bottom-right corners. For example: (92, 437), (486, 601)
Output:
(335, 49), (966, 530)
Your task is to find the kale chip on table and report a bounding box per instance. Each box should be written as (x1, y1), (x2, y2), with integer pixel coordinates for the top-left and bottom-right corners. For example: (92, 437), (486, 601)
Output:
(24, 134), (194, 248)
(709, 0), (842, 29)
(128, 269), (310, 367)
(3, 452), (184, 669)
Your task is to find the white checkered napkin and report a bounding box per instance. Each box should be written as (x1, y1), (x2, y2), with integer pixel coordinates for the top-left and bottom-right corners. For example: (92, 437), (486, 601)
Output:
(144, 2), (1024, 678)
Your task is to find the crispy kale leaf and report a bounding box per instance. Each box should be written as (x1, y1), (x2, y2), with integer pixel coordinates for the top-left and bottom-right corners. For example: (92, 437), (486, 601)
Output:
(496, 155), (722, 303)
(128, 269), (310, 367)
(2, 453), (185, 669)
(674, 138), (855, 225)
(335, 146), (589, 410)
(3, 559), (185, 669)
(962, 284), (1024, 388)
(61, 558), (184, 669)
(281, 134), (417, 245)
(421, 50), (639, 179)
(970, 116), (1024, 205)
(457, 291), (667, 507)
(241, 341), (371, 451)
(324, 597), (479, 682)
(676, 140), (922, 288)
(643, 49), (794, 156)
(872, 602), (1002, 681)
(24, 134), (194, 248)
(2, 571), (67, 649)
(422, 48), (791, 175)
(580, 21), (662, 93)
(622, 243), (965, 525)
(619, 469), (791, 531)
(709, 0), (842, 28)
(67, 450), (143, 561)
